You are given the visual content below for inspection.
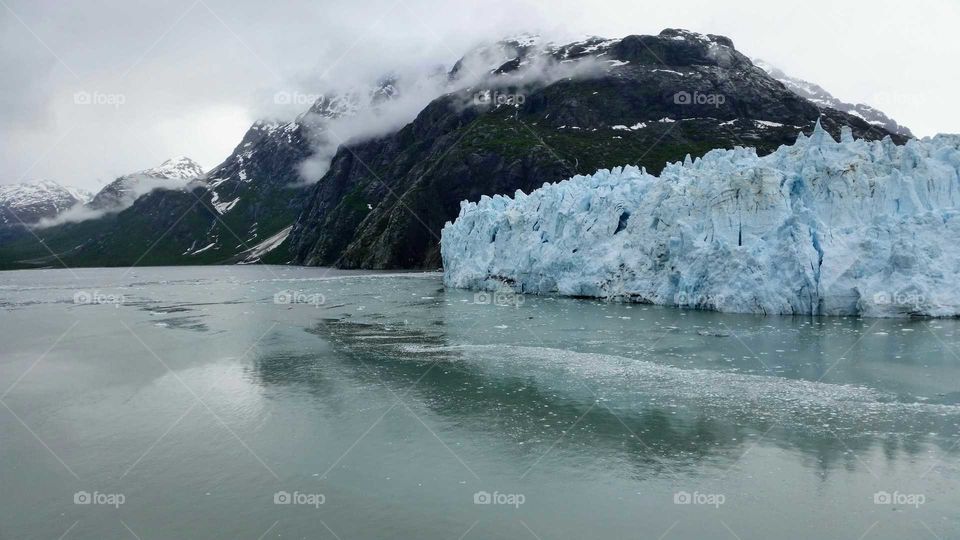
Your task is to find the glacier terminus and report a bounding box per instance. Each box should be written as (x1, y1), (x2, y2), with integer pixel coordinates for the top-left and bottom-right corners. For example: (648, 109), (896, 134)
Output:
(442, 122), (960, 317)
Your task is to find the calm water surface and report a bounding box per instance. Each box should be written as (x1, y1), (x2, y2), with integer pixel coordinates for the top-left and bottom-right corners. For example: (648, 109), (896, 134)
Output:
(1, 266), (959, 539)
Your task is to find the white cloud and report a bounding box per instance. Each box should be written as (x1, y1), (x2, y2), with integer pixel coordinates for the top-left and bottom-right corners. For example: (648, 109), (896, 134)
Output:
(1, 0), (957, 193)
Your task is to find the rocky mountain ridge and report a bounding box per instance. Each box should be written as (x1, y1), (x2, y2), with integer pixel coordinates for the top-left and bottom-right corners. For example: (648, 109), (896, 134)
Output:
(754, 58), (913, 137)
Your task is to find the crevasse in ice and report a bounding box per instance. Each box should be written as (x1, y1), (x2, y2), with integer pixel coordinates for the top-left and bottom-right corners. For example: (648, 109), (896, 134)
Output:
(441, 122), (960, 317)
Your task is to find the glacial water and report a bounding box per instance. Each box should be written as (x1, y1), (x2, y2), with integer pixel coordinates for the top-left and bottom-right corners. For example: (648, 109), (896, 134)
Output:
(1, 266), (959, 539)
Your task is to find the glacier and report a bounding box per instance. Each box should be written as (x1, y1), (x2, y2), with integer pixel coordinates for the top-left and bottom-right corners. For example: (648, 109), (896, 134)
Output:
(441, 122), (960, 317)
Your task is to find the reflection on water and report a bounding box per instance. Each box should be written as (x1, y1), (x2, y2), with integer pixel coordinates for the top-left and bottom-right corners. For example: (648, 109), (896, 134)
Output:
(283, 317), (959, 479)
(1, 266), (959, 539)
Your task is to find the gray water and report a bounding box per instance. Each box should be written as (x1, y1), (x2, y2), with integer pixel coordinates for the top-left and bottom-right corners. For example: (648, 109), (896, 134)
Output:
(1, 265), (959, 539)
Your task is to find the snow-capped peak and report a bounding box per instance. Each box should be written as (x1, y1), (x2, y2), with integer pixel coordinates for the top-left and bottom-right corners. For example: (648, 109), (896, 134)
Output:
(0, 180), (91, 207)
(499, 32), (542, 48)
(0, 180), (91, 224)
(87, 157), (204, 212)
(139, 156), (205, 180)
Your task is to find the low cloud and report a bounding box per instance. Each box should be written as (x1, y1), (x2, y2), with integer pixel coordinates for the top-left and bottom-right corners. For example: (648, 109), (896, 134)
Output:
(33, 204), (110, 228)
(293, 38), (608, 184)
(4, 0), (955, 195)
(294, 72), (452, 184)
(33, 176), (194, 228)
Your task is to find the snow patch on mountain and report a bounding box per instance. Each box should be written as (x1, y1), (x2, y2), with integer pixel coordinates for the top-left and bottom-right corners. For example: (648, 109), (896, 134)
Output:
(442, 122), (960, 317)
(237, 225), (292, 264)
(183, 241), (217, 256)
(211, 192), (240, 214)
(141, 156), (205, 180)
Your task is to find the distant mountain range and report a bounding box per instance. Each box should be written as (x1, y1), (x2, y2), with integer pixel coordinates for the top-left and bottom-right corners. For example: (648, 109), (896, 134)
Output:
(0, 29), (915, 271)
(1, 157), (203, 231)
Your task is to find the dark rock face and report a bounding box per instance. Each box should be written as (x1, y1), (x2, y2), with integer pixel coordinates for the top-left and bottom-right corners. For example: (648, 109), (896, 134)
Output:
(288, 29), (908, 270)
(188, 120), (315, 262)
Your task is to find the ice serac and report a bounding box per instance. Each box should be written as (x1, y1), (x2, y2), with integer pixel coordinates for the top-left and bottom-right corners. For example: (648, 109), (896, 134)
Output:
(441, 122), (960, 317)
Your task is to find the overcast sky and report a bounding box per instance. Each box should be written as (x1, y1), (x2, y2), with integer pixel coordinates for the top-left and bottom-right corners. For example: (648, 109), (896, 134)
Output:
(2, 0), (958, 191)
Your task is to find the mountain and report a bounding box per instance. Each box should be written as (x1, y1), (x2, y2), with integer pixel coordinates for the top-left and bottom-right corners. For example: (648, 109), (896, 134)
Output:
(754, 59), (913, 137)
(89, 156), (204, 211)
(0, 180), (90, 226)
(442, 123), (960, 317)
(0, 29), (912, 271)
(0, 85), (397, 269)
(287, 29), (909, 270)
